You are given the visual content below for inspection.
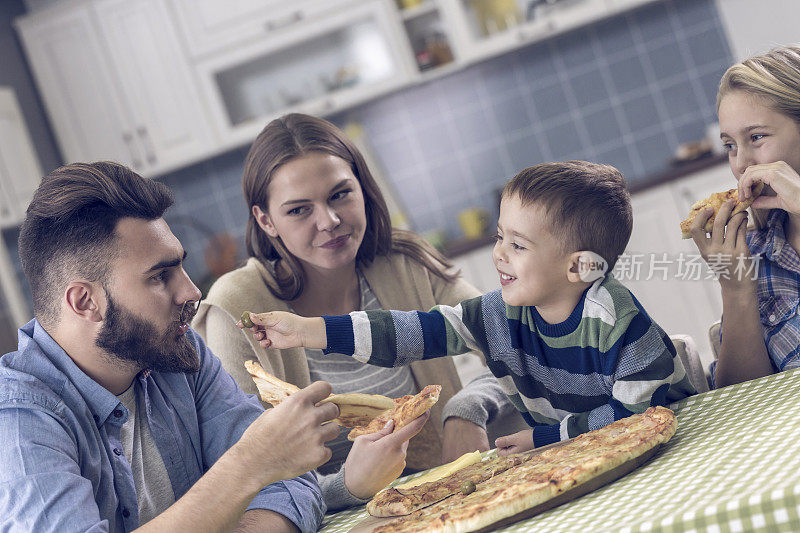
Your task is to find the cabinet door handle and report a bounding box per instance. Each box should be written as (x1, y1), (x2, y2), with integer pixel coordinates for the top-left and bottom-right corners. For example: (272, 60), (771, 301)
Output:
(264, 10), (303, 32)
(136, 126), (158, 166)
(122, 132), (143, 170)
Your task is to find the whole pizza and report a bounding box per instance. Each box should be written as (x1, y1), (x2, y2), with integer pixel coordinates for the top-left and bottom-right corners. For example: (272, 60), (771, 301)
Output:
(367, 406), (677, 533)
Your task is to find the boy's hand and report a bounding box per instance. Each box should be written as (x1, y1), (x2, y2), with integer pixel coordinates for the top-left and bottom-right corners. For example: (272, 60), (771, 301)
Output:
(238, 311), (327, 349)
(495, 429), (534, 456)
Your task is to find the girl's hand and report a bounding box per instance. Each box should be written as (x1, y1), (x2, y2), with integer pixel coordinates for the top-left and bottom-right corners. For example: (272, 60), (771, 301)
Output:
(343, 411), (431, 499)
(739, 161), (800, 215)
(495, 429), (533, 456)
(689, 199), (753, 292)
(237, 311), (327, 349)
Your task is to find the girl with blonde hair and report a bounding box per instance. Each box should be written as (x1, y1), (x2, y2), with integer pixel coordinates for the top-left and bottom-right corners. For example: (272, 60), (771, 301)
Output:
(689, 45), (800, 387)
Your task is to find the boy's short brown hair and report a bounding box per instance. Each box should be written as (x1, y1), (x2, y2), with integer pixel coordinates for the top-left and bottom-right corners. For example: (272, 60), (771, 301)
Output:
(502, 161), (632, 270)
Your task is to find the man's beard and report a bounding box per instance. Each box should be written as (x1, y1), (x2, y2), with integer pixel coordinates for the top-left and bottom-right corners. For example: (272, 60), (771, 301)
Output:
(96, 293), (200, 373)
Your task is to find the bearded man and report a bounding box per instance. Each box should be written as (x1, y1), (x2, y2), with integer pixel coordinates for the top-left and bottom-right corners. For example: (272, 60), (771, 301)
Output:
(0, 162), (339, 532)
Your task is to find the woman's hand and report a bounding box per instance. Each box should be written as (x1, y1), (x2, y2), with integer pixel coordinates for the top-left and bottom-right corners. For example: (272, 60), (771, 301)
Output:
(689, 199), (753, 292)
(495, 429), (533, 456)
(343, 411), (431, 500)
(739, 161), (800, 215)
(238, 311), (327, 350)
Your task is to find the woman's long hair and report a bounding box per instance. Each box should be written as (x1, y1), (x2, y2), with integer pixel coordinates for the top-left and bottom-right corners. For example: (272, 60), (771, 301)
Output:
(717, 45), (800, 229)
(243, 113), (457, 300)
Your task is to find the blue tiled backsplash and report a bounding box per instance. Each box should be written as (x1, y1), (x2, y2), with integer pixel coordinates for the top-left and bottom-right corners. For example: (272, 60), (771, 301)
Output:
(11, 0), (734, 302)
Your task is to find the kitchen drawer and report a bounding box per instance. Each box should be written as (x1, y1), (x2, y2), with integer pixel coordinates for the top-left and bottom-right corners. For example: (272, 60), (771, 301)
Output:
(169, 0), (357, 58)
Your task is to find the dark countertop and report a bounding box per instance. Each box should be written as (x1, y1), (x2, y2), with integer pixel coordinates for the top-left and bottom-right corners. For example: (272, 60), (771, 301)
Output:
(627, 153), (728, 194)
(442, 154), (729, 259)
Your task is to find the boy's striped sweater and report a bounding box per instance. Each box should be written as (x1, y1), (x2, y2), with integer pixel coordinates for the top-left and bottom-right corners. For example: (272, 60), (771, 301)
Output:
(323, 276), (696, 448)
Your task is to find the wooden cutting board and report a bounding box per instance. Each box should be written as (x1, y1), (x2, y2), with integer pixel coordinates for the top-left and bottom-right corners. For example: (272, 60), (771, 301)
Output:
(348, 442), (662, 533)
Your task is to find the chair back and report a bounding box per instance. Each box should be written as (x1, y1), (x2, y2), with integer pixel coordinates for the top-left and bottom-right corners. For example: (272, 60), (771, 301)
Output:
(670, 334), (710, 393)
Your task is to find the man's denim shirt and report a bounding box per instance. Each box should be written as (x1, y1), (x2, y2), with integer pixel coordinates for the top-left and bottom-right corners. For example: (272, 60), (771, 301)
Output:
(0, 319), (324, 532)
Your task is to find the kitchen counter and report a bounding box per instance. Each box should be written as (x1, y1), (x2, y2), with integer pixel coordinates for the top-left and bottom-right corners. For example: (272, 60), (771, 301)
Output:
(627, 153), (728, 195)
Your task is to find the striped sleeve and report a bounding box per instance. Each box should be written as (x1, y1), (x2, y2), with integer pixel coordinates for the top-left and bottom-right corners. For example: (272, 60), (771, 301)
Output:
(532, 310), (696, 447)
(322, 300), (483, 368)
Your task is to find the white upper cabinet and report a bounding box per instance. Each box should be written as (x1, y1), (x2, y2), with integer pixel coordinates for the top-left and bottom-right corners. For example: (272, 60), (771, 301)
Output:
(439, 0), (610, 63)
(92, 0), (216, 172)
(15, 4), (134, 170)
(193, 0), (416, 147)
(168, 0), (356, 58)
(16, 0), (216, 177)
(0, 88), (43, 227)
(15, 0), (668, 173)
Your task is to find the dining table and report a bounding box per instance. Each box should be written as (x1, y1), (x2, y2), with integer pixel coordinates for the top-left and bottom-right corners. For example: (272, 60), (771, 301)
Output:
(320, 368), (800, 532)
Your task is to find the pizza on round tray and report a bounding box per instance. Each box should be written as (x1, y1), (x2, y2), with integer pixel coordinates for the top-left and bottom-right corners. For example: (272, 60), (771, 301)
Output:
(365, 406), (677, 533)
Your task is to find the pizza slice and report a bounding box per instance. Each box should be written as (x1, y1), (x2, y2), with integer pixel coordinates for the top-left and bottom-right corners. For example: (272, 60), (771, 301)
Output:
(244, 359), (299, 405)
(679, 181), (764, 239)
(244, 360), (425, 429)
(367, 451), (529, 517)
(347, 384), (441, 441)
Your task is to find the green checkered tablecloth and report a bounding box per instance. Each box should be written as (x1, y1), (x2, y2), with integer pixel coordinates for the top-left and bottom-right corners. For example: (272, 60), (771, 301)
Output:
(321, 369), (800, 532)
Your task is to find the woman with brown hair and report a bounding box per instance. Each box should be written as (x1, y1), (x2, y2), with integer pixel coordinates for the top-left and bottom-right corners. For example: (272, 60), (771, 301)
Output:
(193, 114), (510, 510)
(689, 45), (800, 387)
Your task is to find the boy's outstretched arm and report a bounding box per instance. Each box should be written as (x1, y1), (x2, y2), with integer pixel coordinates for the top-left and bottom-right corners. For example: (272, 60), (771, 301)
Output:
(241, 311), (327, 350)
(242, 300), (484, 369)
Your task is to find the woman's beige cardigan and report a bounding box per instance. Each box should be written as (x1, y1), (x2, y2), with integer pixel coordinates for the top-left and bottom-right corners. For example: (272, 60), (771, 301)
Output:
(193, 254), (482, 470)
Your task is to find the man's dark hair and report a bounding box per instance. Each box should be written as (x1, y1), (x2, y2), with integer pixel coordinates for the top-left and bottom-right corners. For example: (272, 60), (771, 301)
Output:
(502, 161), (632, 270)
(18, 162), (174, 326)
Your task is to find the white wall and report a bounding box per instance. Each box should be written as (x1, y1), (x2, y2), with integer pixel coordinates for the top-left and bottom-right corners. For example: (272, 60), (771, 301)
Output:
(715, 0), (800, 60)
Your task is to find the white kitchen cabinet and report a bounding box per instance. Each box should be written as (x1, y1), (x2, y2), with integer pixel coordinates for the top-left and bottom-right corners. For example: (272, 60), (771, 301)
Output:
(604, 0), (659, 13)
(624, 182), (714, 367)
(394, 0), (461, 76)
(15, 4), (133, 169)
(168, 0), (356, 59)
(439, 0), (610, 64)
(624, 162), (733, 367)
(450, 244), (500, 294)
(0, 87), (42, 227)
(16, 0), (216, 177)
(195, 0), (417, 148)
(92, 0), (215, 172)
(0, 87), (38, 327)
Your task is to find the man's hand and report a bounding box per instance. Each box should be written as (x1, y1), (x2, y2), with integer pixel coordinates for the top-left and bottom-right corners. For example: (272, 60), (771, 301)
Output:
(495, 429), (533, 456)
(441, 417), (490, 463)
(235, 381), (340, 487)
(239, 311), (327, 350)
(343, 411), (431, 500)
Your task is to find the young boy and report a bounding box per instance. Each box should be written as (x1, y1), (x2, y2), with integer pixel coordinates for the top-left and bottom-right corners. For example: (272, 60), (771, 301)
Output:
(246, 161), (697, 453)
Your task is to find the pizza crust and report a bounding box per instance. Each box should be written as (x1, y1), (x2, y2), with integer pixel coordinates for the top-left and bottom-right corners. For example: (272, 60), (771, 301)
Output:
(244, 359), (299, 405)
(679, 181), (764, 239)
(245, 361), (439, 432)
(244, 360), (397, 427)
